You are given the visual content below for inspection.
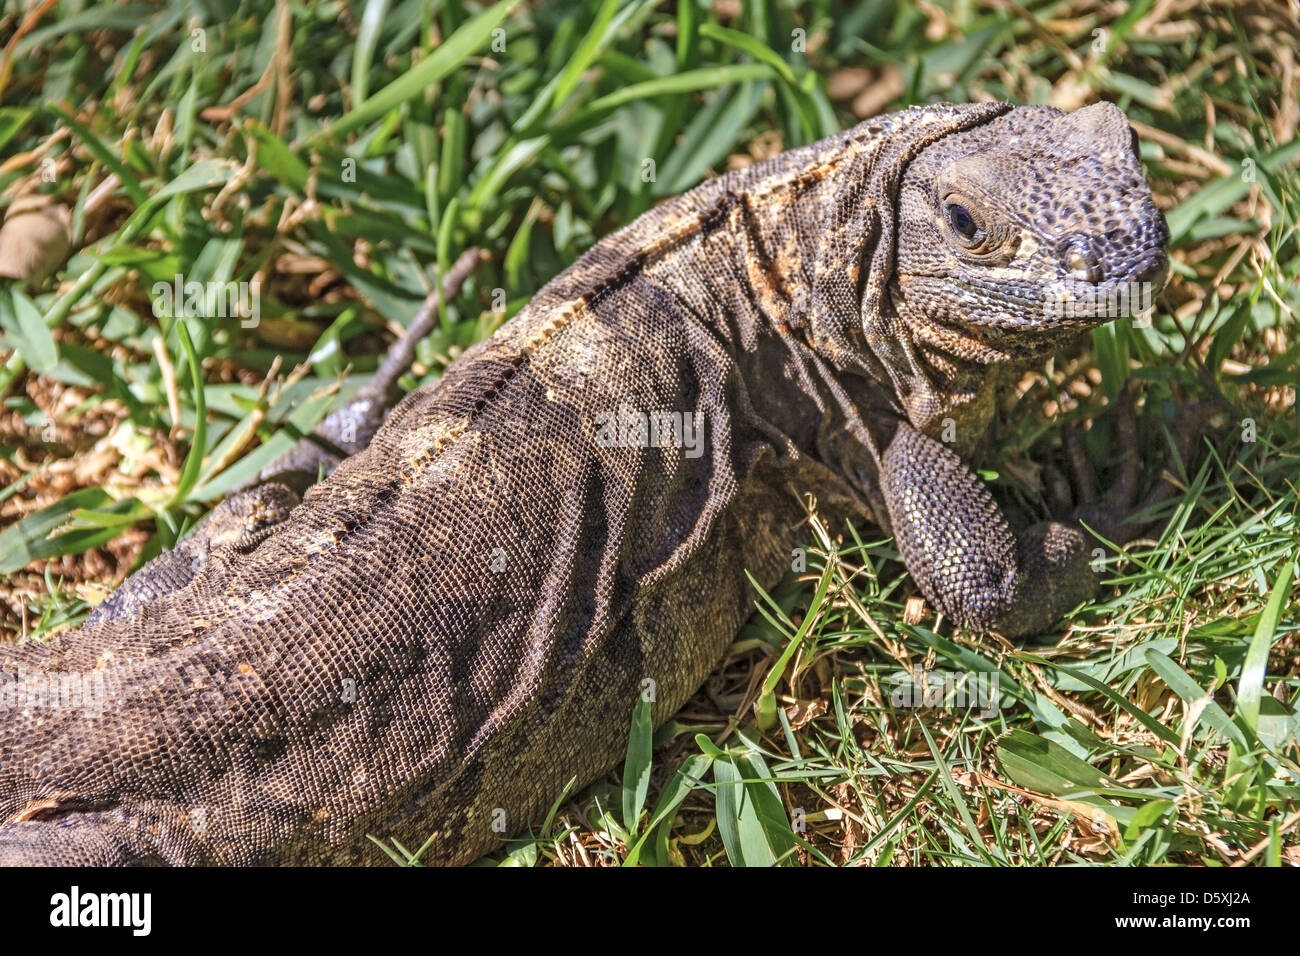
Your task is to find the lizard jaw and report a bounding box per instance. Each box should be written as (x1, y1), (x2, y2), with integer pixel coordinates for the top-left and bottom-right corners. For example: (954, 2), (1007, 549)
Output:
(964, 269), (1167, 330)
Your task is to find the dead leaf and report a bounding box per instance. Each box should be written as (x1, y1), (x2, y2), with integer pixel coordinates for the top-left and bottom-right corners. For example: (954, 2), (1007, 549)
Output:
(783, 697), (828, 730)
(0, 194), (72, 287)
(903, 594), (927, 626)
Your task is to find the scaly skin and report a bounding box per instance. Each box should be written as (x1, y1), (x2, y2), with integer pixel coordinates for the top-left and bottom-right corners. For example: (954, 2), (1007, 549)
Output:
(0, 102), (1170, 865)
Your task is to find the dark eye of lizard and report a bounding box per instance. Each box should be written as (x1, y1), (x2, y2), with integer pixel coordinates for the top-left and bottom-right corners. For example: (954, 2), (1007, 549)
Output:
(945, 203), (981, 243)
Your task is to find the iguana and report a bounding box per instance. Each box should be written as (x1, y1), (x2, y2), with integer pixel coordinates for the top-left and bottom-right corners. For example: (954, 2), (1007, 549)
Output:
(0, 101), (1177, 865)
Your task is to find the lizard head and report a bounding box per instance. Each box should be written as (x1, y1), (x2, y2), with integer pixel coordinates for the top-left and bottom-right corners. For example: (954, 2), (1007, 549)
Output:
(893, 101), (1169, 360)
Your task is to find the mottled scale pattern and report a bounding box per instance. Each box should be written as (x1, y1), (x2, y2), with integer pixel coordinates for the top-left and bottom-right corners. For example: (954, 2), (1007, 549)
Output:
(0, 101), (1169, 865)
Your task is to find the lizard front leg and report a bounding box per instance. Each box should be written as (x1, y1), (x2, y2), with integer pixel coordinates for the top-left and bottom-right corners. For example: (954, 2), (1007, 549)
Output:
(879, 421), (1103, 638)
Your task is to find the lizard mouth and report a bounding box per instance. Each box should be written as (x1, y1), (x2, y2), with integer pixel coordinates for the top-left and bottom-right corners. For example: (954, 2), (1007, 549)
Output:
(953, 269), (1166, 331)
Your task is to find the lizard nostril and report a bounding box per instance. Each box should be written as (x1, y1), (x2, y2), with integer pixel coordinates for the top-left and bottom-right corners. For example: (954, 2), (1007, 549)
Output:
(1057, 235), (1102, 282)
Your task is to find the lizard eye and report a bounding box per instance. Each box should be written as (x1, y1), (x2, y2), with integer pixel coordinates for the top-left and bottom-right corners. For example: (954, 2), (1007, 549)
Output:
(945, 203), (982, 244)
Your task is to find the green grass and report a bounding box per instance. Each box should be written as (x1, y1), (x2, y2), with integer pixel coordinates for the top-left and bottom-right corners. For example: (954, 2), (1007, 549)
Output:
(1, 0), (1297, 866)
